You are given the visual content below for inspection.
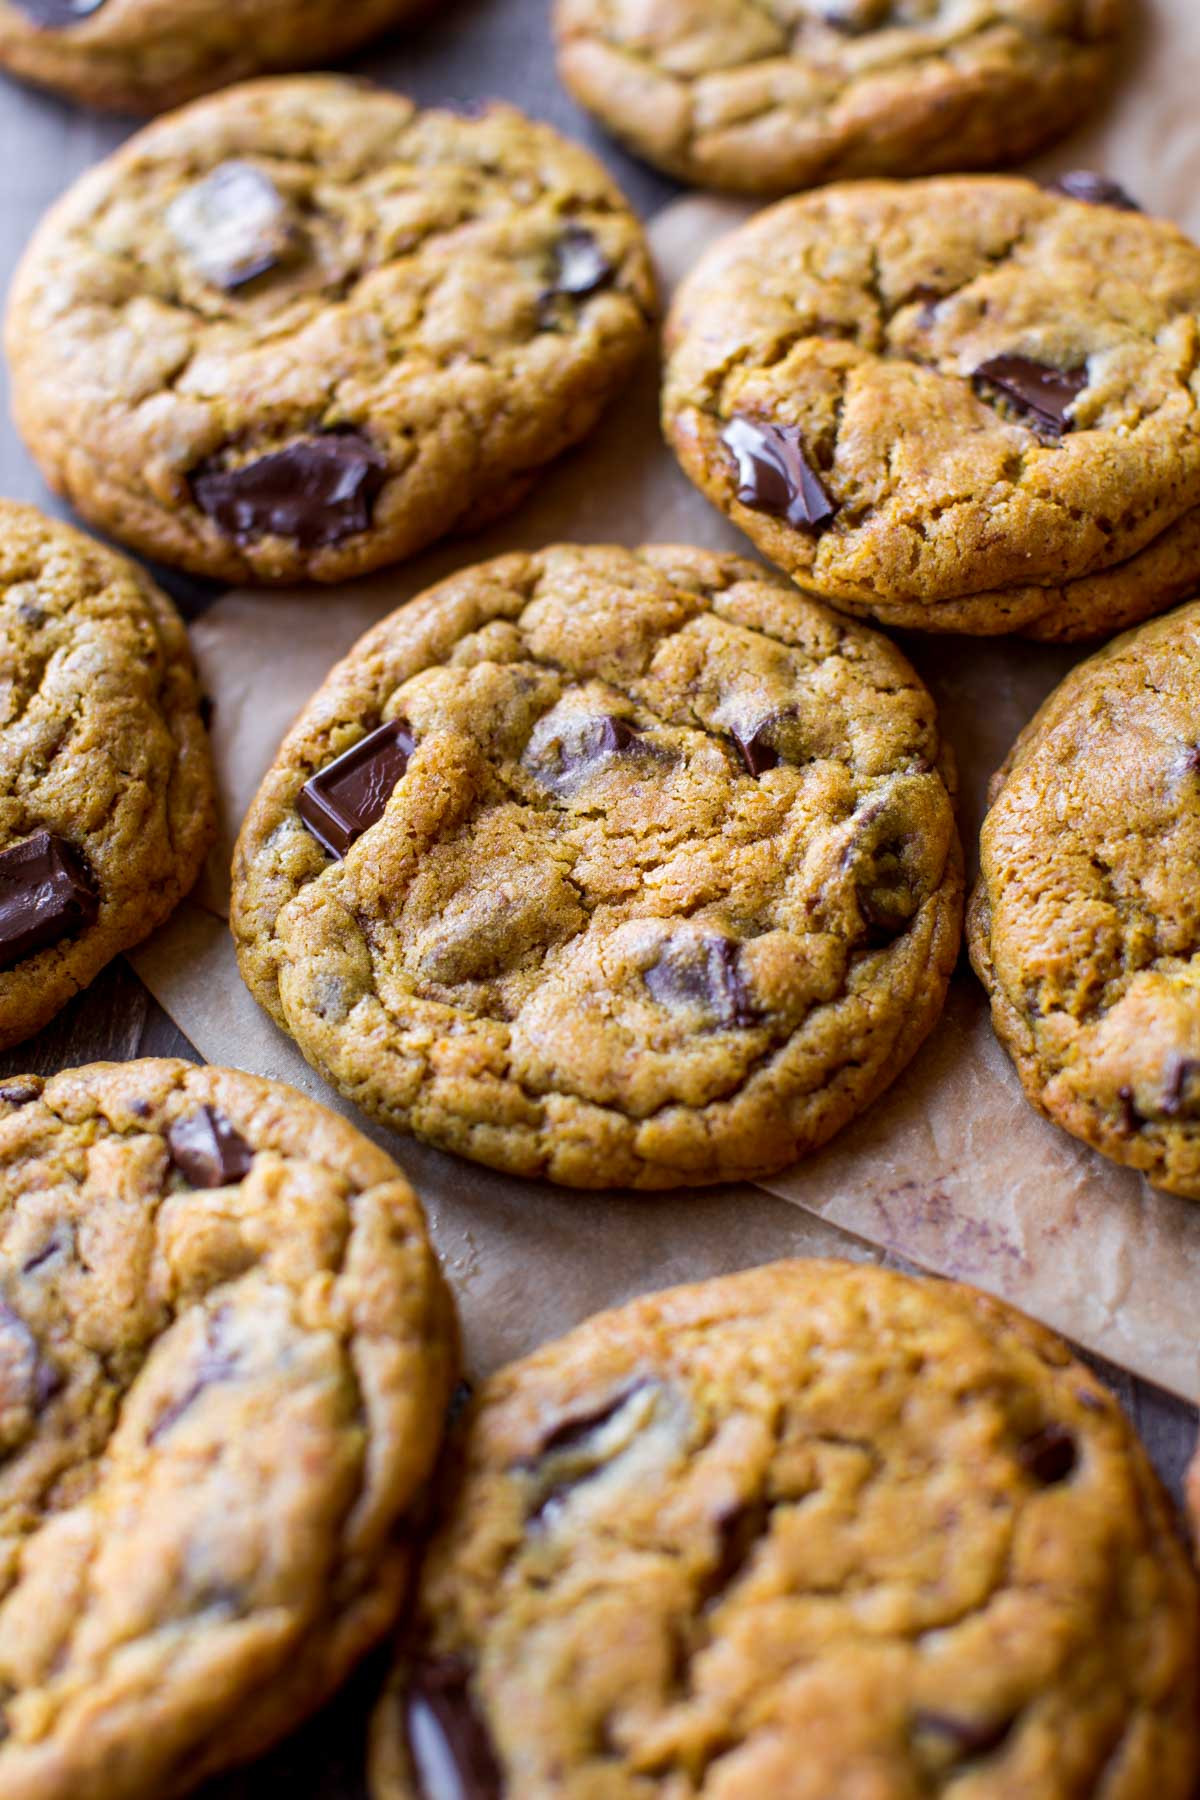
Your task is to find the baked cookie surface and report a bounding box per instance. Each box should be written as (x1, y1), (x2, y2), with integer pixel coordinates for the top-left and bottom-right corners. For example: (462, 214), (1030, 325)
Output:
(0, 503), (214, 1050)
(370, 1259), (1200, 1799)
(0, 0), (425, 115)
(970, 598), (1200, 1198)
(5, 77), (656, 586)
(556, 0), (1124, 196)
(0, 1057), (457, 1800)
(232, 543), (962, 1189)
(663, 177), (1200, 640)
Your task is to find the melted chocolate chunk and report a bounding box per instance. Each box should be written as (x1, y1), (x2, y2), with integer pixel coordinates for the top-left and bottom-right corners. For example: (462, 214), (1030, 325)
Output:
(973, 356), (1088, 435)
(0, 1301), (59, 1423)
(297, 719), (416, 858)
(1046, 171), (1141, 212)
(166, 161), (303, 291)
(530, 713), (649, 793)
(1117, 1084), (1142, 1135)
(644, 936), (757, 1028)
(537, 1383), (650, 1457)
(732, 720), (781, 777)
(0, 1081), (41, 1107)
(702, 1498), (771, 1605)
(822, 0), (889, 31)
(167, 1107), (254, 1189)
(148, 1312), (240, 1443)
(190, 430), (388, 550)
(9, 0), (105, 26)
(913, 1711), (1015, 1760)
(1017, 1425), (1077, 1485)
(405, 1658), (502, 1800)
(721, 417), (838, 531)
(0, 831), (99, 971)
(550, 225), (614, 300)
(1159, 1055), (1200, 1119)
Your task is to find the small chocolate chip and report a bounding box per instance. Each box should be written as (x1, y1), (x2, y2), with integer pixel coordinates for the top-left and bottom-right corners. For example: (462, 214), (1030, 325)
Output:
(8, 0), (105, 26)
(446, 1379), (475, 1430)
(297, 719), (416, 858)
(167, 1107), (254, 1189)
(821, 0), (888, 31)
(0, 831), (99, 971)
(190, 429), (388, 550)
(972, 356), (1088, 436)
(1159, 1055), (1200, 1119)
(1117, 1084), (1142, 1135)
(129, 1098), (152, 1118)
(549, 224), (614, 300)
(913, 1711), (1015, 1760)
(721, 416), (838, 531)
(1046, 171), (1141, 212)
(1018, 1425), (1077, 1485)
(20, 1236), (62, 1274)
(404, 1658), (502, 1800)
(644, 936), (757, 1029)
(166, 161), (303, 292)
(537, 1384), (649, 1457)
(0, 1080), (41, 1107)
(732, 720), (781, 777)
(701, 1498), (771, 1605)
(198, 694), (215, 731)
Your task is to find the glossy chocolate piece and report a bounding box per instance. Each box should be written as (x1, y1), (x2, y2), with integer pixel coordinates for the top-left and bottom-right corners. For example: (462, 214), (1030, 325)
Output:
(167, 160), (302, 291)
(167, 1107), (254, 1189)
(9, 0), (105, 27)
(190, 431), (388, 549)
(644, 935), (757, 1028)
(1046, 171), (1141, 212)
(550, 225), (613, 299)
(732, 720), (781, 776)
(297, 719), (416, 858)
(405, 1658), (502, 1800)
(721, 417), (838, 530)
(1017, 1424), (1077, 1485)
(0, 831), (98, 971)
(973, 356), (1087, 435)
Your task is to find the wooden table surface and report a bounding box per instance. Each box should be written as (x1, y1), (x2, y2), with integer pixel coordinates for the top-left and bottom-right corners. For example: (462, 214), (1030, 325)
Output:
(0, 4), (1195, 1794)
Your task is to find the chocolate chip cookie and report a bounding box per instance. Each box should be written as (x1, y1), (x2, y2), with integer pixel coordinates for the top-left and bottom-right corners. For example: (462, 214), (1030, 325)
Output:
(663, 176), (1200, 640)
(969, 598), (1200, 1198)
(369, 1259), (1200, 1799)
(0, 503), (214, 1051)
(0, 0), (426, 115)
(0, 1057), (457, 1800)
(231, 543), (962, 1189)
(556, 0), (1125, 195)
(6, 78), (656, 587)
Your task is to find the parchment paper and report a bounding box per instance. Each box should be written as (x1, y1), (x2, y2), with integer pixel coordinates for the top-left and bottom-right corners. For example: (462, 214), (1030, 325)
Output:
(133, 0), (1200, 1394)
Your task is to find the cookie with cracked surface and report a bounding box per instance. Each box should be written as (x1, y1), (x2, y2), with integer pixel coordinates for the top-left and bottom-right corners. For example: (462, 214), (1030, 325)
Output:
(0, 1057), (458, 1800)
(664, 176), (1200, 640)
(0, 0), (428, 116)
(231, 543), (962, 1189)
(369, 1258), (1200, 1799)
(556, 0), (1125, 196)
(969, 597), (1200, 1199)
(0, 502), (214, 1051)
(5, 78), (656, 588)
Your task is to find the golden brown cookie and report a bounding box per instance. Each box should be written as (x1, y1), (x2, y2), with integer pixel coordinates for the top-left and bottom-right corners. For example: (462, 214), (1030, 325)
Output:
(663, 176), (1200, 640)
(556, 0), (1125, 196)
(232, 543), (962, 1189)
(370, 1259), (1199, 1799)
(0, 0), (426, 115)
(0, 1057), (458, 1800)
(6, 77), (656, 587)
(0, 503), (214, 1051)
(969, 597), (1200, 1198)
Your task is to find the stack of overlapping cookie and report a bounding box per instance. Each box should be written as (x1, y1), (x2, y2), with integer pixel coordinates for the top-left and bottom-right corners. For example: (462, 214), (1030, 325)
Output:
(2, 1), (1200, 1796)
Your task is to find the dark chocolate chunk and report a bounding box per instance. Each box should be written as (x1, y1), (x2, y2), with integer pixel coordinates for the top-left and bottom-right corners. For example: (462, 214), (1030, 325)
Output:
(732, 720), (781, 777)
(166, 161), (303, 291)
(148, 1311), (240, 1443)
(972, 356), (1088, 435)
(822, 0), (888, 32)
(404, 1658), (502, 1800)
(167, 1107), (254, 1189)
(537, 1383), (650, 1457)
(0, 831), (99, 972)
(0, 1081), (41, 1107)
(1017, 1424), (1077, 1485)
(190, 430), (388, 549)
(549, 225), (613, 300)
(530, 713), (649, 793)
(1159, 1055), (1200, 1119)
(721, 417), (838, 531)
(20, 1236), (63, 1275)
(702, 1498), (771, 1605)
(1117, 1084), (1142, 1135)
(913, 1711), (1015, 1760)
(297, 719), (416, 858)
(8, 0), (106, 27)
(1046, 171), (1141, 212)
(644, 936), (757, 1029)
(0, 1301), (59, 1423)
